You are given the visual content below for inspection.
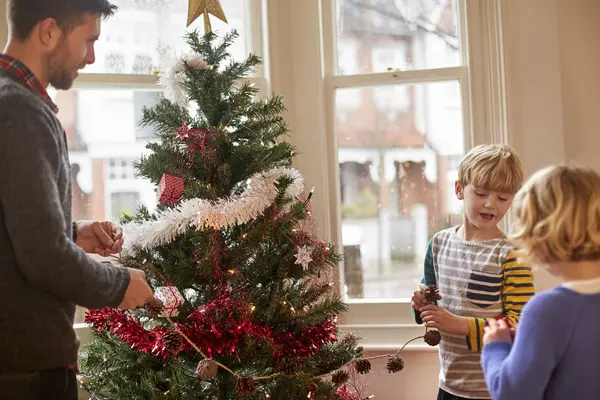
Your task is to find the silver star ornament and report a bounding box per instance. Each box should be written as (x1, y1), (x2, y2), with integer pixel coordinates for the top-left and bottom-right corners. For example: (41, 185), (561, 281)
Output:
(294, 245), (313, 271)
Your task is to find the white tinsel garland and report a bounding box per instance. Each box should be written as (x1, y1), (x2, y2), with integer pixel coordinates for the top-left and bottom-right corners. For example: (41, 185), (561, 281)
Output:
(158, 51), (210, 108)
(123, 167), (304, 252)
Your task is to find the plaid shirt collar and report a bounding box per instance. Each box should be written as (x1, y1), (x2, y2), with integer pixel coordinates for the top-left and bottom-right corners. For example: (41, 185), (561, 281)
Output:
(0, 53), (58, 113)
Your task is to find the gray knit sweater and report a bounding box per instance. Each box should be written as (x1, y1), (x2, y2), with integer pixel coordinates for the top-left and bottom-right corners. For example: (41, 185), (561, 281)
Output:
(0, 71), (130, 371)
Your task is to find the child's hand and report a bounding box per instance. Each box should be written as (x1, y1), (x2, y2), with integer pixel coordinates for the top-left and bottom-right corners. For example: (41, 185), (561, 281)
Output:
(420, 305), (469, 335)
(510, 323), (518, 341)
(412, 283), (442, 312)
(411, 290), (428, 312)
(483, 318), (513, 345)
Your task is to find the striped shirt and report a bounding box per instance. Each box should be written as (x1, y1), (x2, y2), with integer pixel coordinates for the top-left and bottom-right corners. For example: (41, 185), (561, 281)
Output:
(415, 227), (535, 399)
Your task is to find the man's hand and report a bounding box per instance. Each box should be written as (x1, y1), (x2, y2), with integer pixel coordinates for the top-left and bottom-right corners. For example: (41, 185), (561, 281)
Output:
(118, 268), (154, 310)
(483, 318), (514, 345)
(75, 220), (124, 256)
(420, 305), (469, 335)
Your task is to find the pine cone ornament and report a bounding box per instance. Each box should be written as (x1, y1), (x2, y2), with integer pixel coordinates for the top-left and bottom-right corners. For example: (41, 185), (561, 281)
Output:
(196, 359), (218, 380)
(162, 331), (184, 353)
(424, 329), (442, 346)
(386, 356), (404, 373)
(354, 359), (372, 374)
(341, 332), (359, 345)
(331, 370), (350, 386)
(421, 284), (442, 303)
(235, 376), (256, 396)
(146, 298), (164, 317)
(277, 357), (303, 375)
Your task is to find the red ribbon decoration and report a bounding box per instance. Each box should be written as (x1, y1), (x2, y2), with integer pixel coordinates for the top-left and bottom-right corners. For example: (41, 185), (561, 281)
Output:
(86, 299), (338, 362)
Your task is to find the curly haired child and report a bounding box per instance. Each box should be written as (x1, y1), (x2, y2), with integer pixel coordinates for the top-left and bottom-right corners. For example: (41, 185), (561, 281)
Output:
(482, 165), (600, 399)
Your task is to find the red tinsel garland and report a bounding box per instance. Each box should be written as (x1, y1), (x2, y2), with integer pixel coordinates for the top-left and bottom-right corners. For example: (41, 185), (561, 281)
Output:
(272, 318), (337, 361)
(85, 308), (174, 358)
(175, 123), (215, 180)
(176, 123), (214, 159)
(85, 295), (338, 362)
(182, 294), (273, 358)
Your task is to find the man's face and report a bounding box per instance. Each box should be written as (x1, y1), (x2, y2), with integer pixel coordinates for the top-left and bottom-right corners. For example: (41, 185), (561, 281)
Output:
(45, 14), (101, 90)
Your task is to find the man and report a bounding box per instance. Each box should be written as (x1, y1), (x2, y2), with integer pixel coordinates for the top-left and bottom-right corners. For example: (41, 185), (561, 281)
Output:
(0, 1), (154, 399)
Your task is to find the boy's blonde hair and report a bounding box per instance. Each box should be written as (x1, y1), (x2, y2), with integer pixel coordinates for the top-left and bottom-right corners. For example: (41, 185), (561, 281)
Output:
(459, 144), (523, 193)
(510, 165), (600, 263)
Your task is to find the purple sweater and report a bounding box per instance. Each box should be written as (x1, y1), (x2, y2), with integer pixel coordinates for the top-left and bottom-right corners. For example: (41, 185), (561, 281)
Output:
(481, 282), (600, 400)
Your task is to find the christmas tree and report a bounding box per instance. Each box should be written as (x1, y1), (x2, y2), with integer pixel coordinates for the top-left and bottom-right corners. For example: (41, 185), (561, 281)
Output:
(80, 30), (368, 400)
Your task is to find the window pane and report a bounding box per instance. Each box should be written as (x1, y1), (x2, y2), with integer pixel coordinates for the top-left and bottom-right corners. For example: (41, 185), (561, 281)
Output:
(336, 81), (464, 299)
(335, 0), (461, 75)
(111, 191), (142, 221)
(62, 88), (161, 222)
(55, 88), (161, 323)
(84, 0), (255, 75)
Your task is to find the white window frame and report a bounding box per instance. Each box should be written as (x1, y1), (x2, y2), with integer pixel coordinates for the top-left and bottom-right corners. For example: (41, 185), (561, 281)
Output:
(265, 0), (509, 350)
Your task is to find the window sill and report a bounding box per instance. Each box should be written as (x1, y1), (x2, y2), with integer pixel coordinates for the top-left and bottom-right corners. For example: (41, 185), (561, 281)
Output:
(338, 323), (428, 349)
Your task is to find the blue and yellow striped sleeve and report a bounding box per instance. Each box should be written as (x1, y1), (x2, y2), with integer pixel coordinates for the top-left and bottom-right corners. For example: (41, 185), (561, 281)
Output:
(501, 251), (535, 326)
(466, 251), (535, 352)
(466, 316), (489, 352)
(413, 240), (436, 324)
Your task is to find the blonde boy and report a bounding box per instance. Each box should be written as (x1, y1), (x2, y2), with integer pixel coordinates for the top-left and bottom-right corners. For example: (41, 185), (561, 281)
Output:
(482, 165), (600, 399)
(411, 144), (535, 400)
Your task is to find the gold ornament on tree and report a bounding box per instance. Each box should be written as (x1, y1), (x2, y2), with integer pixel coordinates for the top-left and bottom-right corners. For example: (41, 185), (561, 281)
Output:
(187, 0), (228, 33)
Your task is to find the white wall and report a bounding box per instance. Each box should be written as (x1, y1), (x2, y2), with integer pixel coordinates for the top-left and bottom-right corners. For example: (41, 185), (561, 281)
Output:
(502, 0), (566, 176)
(503, 0), (600, 175)
(502, 0), (600, 291)
(501, 0), (565, 292)
(556, 0), (600, 170)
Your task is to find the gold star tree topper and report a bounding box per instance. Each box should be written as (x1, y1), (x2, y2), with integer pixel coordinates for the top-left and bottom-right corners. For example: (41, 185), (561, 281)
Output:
(187, 0), (228, 33)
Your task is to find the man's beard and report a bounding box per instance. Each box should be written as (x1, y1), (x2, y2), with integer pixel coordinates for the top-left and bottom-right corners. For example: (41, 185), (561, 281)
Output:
(45, 40), (76, 90)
